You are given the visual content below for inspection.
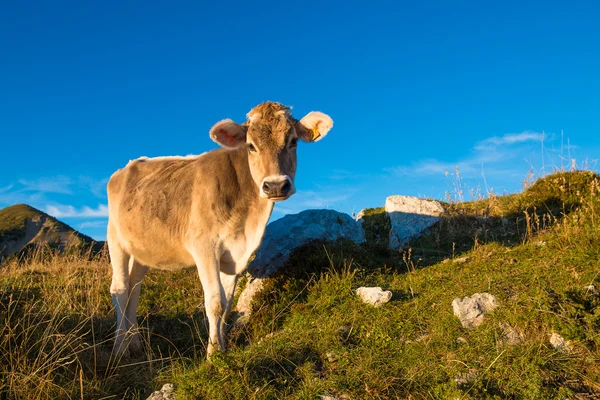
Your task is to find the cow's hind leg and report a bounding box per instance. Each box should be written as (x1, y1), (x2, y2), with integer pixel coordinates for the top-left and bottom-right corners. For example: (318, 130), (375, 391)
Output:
(126, 258), (148, 352)
(108, 230), (131, 356)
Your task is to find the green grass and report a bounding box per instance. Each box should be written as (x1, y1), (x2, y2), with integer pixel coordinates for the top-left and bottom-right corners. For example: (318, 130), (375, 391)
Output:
(1, 171), (599, 399)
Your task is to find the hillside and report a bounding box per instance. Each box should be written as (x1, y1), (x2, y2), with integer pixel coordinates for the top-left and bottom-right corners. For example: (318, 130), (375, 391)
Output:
(0, 204), (98, 260)
(0, 171), (599, 399)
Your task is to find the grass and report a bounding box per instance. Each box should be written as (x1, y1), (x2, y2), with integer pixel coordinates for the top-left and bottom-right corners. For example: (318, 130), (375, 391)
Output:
(1, 171), (600, 399)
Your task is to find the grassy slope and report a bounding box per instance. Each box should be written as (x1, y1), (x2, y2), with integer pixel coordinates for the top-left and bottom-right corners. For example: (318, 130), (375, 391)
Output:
(0, 204), (45, 242)
(174, 171), (600, 399)
(0, 171), (599, 399)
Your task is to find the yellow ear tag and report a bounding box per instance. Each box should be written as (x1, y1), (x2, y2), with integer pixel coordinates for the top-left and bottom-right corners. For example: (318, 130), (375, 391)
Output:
(310, 123), (321, 141)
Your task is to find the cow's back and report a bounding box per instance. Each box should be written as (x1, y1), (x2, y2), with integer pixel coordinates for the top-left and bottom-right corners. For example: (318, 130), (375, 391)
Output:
(107, 155), (203, 269)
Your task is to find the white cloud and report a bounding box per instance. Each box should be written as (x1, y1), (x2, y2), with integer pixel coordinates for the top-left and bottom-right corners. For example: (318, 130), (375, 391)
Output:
(78, 176), (109, 198)
(18, 176), (73, 194)
(475, 131), (544, 149)
(45, 204), (109, 218)
(388, 131), (546, 178)
(76, 220), (108, 229)
(386, 159), (478, 177)
(0, 184), (14, 193)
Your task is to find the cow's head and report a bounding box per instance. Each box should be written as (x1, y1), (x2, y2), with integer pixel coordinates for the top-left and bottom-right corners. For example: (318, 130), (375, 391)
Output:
(209, 102), (333, 201)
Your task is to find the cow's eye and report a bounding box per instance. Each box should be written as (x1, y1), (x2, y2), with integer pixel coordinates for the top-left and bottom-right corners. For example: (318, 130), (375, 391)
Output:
(248, 143), (257, 153)
(289, 138), (298, 148)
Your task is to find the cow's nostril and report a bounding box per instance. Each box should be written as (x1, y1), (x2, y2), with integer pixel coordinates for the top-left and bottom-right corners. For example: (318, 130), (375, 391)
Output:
(262, 181), (271, 194)
(281, 180), (291, 194)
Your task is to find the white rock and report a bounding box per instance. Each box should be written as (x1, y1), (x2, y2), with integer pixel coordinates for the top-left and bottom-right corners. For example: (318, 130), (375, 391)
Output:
(453, 256), (471, 264)
(235, 210), (365, 317)
(452, 293), (499, 329)
(356, 208), (367, 221)
(585, 285), (598, 295)
(385, 196), (445, 249)
(499, 323), (523, 345)
(549, 332), (571, 351)
(356, 287), (392, 307)
(146, 384), (175, 400)
(234, 278), (264, 320)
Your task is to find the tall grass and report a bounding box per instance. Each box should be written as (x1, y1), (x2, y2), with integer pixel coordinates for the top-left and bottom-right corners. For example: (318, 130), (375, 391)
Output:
(0, 247), (205, 399)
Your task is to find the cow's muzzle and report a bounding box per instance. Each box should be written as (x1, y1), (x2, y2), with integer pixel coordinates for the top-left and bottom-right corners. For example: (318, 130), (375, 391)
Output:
(261, 175), (295, 201)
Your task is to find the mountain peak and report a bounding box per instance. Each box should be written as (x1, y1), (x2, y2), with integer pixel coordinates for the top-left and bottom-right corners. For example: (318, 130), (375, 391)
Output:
(0, 203), (96, 259)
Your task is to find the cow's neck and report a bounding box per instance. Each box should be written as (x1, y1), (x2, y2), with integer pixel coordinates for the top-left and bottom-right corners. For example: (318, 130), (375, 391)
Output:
(228, 146), (274, 223)
(223, 147), (274, 261)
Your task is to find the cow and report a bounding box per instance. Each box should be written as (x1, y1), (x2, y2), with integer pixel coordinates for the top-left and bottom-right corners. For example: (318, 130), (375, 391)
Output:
(106, 101), (333, 357)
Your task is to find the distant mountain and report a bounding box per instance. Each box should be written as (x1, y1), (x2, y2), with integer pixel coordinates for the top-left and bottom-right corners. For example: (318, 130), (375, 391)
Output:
(0, 204), (103, 260)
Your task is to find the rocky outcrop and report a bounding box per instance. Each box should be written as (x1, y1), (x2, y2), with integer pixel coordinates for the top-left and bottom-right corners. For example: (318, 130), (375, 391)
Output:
(385, 196), (445, 249)
(235, 209), (365, 317)
(250, 209), (365, 278)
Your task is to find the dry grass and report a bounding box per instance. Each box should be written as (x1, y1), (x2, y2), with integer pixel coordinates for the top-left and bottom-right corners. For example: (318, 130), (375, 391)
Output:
(0, 248), (206, 399)
(1, 171), (600, 399)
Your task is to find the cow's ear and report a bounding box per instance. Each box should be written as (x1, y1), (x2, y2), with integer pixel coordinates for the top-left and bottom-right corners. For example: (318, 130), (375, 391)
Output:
(296, 112), (333, 142)
(209, 119), (247, 148)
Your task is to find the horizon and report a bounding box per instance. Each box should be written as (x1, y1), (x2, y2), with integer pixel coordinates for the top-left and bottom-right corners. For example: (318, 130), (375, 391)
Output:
(1, 1), (599, 240)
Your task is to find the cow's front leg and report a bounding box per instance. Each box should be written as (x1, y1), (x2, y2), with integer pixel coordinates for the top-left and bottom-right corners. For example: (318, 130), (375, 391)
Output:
(218, 269), (238, 340)
(191, 248), (226, 358)
(219, 258), (242, 324)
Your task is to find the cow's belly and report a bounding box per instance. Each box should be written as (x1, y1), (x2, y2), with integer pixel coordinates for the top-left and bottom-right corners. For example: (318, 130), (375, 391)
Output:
(118, 224), (195, 271)
(125, 241), (194, 270)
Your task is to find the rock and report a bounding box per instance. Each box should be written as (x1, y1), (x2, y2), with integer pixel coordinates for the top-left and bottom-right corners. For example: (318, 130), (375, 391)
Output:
(453, 256), (471, 264)
(454, 369), (477, 387)
(234, 278), (265, 321)
(456, 336), (468, 345)
(499, 322), (523, 345)
(326, 351), (337, 362)
(250, 209), (365, 278)
(385, 196), (445, 249)
(452, 293), (499, 329)
(549, 332), (571, 351)
(356, 208), (367, 221)
(321, 395), (350, 400)
(146, 383), (175, 400)
(235, 210), (365, 317)
(584, 285), (599, 295)
(356, 287), (392, 307)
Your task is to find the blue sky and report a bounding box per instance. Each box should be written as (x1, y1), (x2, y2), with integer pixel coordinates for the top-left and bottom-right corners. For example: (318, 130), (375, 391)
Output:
(1, 1), (599, 240)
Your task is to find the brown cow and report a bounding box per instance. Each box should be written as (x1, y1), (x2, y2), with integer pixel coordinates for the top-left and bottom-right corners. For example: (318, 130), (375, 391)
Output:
(106, 102), (333, 356)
